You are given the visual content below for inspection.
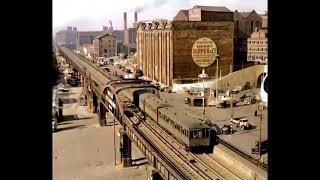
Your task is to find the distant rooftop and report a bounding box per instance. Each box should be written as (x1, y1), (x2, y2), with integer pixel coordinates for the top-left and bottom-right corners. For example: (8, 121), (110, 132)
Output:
(77, 31), (103, 37)
(193, 5), (232, 12)
(95, 32), (116, 39)
(240, 12), (252, 18)
(179, 10), (188, 16)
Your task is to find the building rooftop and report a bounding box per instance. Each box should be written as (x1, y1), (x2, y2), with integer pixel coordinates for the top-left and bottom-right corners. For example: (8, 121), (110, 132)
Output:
(179, 10), (188, 16)
(240, 11), (253, 18)
(95, 32), (116, 39)
(193, 5), (232, 12)
(77, 31), (103, 37)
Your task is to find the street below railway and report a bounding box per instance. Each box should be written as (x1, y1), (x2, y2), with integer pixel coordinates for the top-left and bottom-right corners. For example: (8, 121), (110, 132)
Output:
(53, 84), (147, 180)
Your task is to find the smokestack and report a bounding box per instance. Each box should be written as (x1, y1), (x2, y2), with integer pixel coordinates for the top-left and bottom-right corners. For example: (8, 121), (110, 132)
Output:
(134, 11), (138, 23)
(124, 12), (127, 30)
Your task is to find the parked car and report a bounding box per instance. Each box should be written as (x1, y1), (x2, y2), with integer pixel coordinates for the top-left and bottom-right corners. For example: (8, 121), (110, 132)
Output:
(231, 86), (242, 94)
(221, 125), (231, 134)
(230, 117), (251, 130)
(52, 107), (58, 132)
(184, 97), (191, 105)
(243, 99), (250, 105)
(161, 87), (172, 93)
(251, 140), (268, 154)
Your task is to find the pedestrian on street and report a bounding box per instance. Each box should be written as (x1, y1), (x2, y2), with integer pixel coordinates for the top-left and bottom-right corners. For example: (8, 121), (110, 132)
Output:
(255, 110), (258, 116)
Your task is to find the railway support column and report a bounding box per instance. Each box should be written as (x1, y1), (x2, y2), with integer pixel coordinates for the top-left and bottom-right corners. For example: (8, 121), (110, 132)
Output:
(87, 92), (94, 113)
(120, 131), (132, 167)
(98, 102), (106, 126)
(79, 74), (83, 86)
(146, 164), (162, 180)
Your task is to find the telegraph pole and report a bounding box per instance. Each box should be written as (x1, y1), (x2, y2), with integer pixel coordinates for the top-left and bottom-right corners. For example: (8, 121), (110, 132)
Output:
(259, 104), (263, 165)
(113, 115), (116, 166)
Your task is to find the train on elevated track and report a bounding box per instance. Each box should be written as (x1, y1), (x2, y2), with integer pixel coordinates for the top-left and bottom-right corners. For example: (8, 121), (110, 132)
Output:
(59, 45), (214, 151)
(104, 76), (214, 151)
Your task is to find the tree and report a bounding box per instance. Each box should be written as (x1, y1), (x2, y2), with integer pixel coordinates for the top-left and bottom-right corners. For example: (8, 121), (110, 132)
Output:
(50, 52), (60, 85)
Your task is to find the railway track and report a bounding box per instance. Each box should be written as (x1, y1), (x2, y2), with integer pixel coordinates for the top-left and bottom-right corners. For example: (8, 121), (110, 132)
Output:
(60, 47), (266, 179)
(118, 97), (191, 180)
(136, 110), (243, 180)
(217, 138), (268, 171)
(195, 153), (244, 180)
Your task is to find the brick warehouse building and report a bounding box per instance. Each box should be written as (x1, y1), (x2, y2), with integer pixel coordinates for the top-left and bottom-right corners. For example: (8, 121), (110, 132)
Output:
(136, 6), (234, 87)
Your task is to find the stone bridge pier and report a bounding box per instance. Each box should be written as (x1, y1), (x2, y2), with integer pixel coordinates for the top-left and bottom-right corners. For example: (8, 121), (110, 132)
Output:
(119, 130), (132, 167)
(146, 164), (162, 180)
(97, 101), (107, 126)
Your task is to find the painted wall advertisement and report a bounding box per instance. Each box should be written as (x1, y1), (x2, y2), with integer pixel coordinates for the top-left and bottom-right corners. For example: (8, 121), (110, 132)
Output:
(192, 37), (218, 67)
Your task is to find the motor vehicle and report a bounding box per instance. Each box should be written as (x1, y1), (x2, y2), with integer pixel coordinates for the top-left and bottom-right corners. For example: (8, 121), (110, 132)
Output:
(184, 97), (191, 105)
(52, 107), (58, 132)
(221, 125), (231, 134)
(251, 140), (268, 154)
(230, 117), (251, 130)
(243, 99), (250, 105)
(102, 67), (110, 72)
(161, 87), (172, 93)
(231, 86), (242, 94)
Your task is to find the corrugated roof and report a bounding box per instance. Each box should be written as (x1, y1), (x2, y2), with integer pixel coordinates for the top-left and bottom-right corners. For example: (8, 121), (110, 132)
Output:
(193, 5), (232, 12)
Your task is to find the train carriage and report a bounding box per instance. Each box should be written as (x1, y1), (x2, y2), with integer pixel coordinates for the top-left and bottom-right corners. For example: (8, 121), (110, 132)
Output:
(138, 93), (212, 151)
(139, 93), (171, 124)
(158, 107), (211, 150)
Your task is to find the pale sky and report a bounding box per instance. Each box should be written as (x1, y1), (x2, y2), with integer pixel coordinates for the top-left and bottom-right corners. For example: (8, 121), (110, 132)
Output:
(53, 0), (267, 34)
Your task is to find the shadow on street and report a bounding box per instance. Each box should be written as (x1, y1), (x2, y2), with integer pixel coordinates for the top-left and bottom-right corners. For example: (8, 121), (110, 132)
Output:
(56, 125), (86, 132)
(62, 115), (94, 122)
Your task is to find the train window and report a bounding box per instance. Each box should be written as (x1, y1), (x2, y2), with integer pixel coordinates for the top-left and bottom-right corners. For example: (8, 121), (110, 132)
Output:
(202, 129), (206, 138)
(198, 130), (202, 139)
(205, 129), (210, 138)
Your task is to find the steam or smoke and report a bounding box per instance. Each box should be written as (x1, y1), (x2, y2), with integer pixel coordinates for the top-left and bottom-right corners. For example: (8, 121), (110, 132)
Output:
(131, 0), (169, 13)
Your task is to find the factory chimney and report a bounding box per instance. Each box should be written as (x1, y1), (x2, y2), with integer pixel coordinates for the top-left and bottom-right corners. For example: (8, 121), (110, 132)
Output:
(124, 12), (127, 30)
(134, 11), (138, 23)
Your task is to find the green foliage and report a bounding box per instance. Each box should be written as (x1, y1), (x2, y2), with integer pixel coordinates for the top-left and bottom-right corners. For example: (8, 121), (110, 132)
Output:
(50, 52), (60, 85)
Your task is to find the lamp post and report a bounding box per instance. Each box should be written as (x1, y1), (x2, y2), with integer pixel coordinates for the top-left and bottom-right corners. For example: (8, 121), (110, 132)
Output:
(199, 69), (208, 116)
(215, 55), (220, 104)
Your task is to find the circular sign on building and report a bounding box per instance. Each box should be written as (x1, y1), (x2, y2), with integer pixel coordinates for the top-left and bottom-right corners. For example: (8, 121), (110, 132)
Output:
(192, 37), (218, 67)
